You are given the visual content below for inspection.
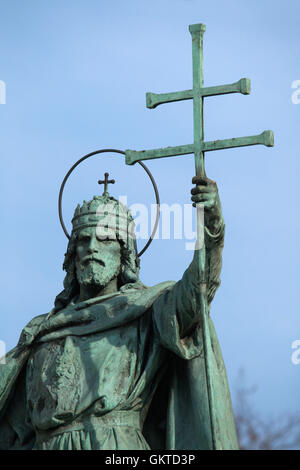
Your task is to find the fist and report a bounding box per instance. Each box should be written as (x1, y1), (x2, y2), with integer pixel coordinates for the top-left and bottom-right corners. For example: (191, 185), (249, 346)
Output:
(191, 176), (223, 231)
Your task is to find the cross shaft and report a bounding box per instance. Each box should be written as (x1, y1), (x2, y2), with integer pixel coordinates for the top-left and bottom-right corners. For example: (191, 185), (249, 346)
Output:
(124, 23), (274, 451)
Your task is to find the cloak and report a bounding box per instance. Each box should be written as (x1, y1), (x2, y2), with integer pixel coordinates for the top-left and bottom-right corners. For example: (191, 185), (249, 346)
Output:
(0, 275), (238, 450)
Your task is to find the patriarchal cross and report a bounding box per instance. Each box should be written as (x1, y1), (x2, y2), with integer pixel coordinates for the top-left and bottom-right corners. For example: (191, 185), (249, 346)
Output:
(125, 23), (273, 171)
(125, 23), (274, 451)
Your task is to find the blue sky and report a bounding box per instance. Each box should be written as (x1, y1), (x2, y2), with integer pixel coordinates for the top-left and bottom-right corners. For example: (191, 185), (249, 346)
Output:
(1, 0), (299, 425)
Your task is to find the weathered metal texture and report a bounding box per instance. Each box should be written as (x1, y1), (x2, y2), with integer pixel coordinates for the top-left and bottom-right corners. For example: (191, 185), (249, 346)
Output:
(57, 149), (160, 257)
(125, 130), (274, 164)
(0, 24), (272, 452)
(125, 24), (273, 166)
(125, 23), (274, 451)
(98, 172), (115, 196)
(146, 78), (251, 109)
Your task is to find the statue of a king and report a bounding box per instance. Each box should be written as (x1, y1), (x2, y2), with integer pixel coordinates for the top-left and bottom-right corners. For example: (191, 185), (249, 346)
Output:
(0, 177), (239, 450)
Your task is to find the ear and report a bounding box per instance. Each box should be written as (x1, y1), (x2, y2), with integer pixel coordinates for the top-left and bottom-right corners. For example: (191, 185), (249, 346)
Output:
(119, 242), (140, 285)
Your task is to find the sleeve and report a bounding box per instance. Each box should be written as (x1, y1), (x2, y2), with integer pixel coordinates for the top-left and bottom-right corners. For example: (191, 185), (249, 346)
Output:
(205, 221), (225, 306)
(152, 221), (225, 357)
(0, 363), (35, 450)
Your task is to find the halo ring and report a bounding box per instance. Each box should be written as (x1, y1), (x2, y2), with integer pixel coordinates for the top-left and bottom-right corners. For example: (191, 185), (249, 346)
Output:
(58, 149), (160, 257)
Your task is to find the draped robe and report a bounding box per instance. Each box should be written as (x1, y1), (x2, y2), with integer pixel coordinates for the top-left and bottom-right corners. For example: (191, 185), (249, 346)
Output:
(0, 224), (239, 450)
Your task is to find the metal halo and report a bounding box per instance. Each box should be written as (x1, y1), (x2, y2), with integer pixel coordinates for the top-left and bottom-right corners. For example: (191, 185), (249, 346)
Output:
(58, 149), (160, 257)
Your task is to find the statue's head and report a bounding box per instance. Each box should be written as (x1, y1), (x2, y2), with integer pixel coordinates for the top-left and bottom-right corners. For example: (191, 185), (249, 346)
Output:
(53, 194), (140, 312)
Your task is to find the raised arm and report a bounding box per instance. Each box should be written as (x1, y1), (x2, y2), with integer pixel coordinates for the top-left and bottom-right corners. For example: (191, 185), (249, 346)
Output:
(153, 177), (224, 352)
(191, 176), (225, 308)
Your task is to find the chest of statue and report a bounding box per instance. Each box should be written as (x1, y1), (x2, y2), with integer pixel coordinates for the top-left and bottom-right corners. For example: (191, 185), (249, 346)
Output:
(25, 322), (142, 430)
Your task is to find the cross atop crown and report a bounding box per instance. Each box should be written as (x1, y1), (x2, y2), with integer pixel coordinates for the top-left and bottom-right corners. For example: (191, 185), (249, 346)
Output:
(98, 172), (115, 196)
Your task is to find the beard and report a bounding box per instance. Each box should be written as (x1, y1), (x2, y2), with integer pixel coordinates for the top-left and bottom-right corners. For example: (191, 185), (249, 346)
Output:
(76, 260), (119, 291)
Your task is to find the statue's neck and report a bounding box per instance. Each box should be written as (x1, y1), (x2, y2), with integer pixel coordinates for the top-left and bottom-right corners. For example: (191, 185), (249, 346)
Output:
(77, 278), (118, 303)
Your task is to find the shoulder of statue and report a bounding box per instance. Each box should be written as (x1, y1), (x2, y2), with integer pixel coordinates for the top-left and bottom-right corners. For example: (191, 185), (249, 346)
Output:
(17, 313), (48, 347)
(147, 280), (176, 300)
(121, 280), (175, 295)
(23, 313), (48, 330)
(122, 280), (176, 307)
(148, 280), (175, 290)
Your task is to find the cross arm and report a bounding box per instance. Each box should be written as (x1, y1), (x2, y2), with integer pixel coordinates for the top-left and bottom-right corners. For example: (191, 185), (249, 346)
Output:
(125, 144), (194, 165)
(125, 130), (274, 165)
(203, 130), (274, 152)
(146, 78), (251, 109)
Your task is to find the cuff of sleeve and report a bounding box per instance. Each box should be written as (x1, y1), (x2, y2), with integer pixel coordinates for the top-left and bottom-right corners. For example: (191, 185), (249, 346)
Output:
(204, 219), (225, 246)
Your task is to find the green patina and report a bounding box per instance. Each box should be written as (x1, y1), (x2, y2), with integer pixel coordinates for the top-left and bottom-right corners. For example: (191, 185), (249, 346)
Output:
(0, 191), (238, 450)
(125, 24), (273, 167)
(0, 23), (273, 451)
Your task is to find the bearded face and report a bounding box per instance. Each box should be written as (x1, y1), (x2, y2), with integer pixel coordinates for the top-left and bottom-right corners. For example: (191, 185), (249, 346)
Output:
(75, 227), (121, 291)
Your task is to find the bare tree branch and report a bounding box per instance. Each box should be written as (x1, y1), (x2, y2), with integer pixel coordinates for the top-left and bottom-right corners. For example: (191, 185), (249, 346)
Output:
(233, 369), (300, 450)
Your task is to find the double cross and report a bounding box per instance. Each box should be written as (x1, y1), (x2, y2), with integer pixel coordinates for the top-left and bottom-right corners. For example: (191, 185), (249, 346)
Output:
(124, 23), (274, 451)
(125, 23), (273, 175)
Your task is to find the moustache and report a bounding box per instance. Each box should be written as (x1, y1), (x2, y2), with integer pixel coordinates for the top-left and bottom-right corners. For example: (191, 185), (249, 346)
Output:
(80, 257), (105, 267)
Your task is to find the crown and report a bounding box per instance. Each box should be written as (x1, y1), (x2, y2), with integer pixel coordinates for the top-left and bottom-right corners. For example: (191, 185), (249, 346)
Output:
(71, 194), (135, 243)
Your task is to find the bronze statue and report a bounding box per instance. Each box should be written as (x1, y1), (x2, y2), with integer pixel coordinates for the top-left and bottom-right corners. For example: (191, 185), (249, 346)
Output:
(0, 22), (273, 450)
(0, 179), (239, 450)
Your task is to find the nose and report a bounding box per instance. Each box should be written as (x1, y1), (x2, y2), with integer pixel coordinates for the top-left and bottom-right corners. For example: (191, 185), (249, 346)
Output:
(87, 234), (99, 254)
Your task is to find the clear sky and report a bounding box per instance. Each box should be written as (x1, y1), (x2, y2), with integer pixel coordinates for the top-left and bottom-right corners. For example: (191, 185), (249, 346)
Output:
(0, 0), (299, 425)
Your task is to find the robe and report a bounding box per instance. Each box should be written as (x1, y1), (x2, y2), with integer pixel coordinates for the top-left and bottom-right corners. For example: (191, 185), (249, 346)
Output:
(0, 225), (239, 450)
